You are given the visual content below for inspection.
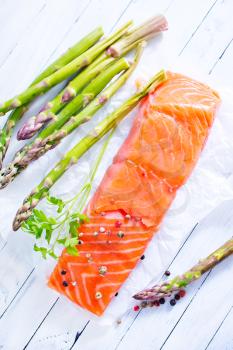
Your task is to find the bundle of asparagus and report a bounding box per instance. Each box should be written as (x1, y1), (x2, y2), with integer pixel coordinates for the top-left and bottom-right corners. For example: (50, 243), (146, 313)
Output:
(13, 69), (166, 230)
(0, 27), (104, 167)
(0, 22), (132, 117)
(133, 237), (233, 307)
(0, 52), (133, 188)
(17, 15), (167, 141)
(0, 15), (168, 187)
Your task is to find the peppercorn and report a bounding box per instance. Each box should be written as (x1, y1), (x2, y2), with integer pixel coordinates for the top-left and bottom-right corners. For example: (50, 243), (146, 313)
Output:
(175, 293), (180, 301)
(170, 299), (176, 306)
(98, 265), (107, 276)
(159, 297), (165, 304)
(117, 231), (124, 238)
(115, 221), (122, 228)
(164, 270), (171, 276)
(140, 255), (145, 260)
(179, 289), (186, 298)
(61, 270), (66, 275)
(95, 291), (102, 299)
(62, 281), (68, 287)
(133, 305), (140, 311)
(115, 292), (119, 297)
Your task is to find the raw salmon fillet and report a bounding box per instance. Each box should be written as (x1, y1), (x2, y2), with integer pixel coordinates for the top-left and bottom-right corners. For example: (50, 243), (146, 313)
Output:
(49, 72), (220, 316)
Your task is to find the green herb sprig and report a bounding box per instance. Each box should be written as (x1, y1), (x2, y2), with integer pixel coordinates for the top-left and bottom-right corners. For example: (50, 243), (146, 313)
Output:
(21, 129), (114, 259)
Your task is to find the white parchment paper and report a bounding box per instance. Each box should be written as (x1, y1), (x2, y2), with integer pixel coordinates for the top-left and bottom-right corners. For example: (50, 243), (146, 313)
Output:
(0, 40), (233, 324)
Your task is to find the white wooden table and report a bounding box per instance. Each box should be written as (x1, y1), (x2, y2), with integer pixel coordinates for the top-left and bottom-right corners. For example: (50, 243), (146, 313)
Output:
(0, 0), (233, 349)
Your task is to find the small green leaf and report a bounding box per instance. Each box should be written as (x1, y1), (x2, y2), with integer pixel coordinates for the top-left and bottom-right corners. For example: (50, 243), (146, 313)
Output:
(64, 238), (70, 248)
(35, 227), (44, 239)
(57, 202), (65, 213)
(57, 238), (66, 245)
(33, 244), (48, 259)
(47, 195), (65, 213)
(48, 217), (57, 225)
(78, 213), (89, 223)
(69, 220), (79, 237)
(66, 245), (79, 256)
(69, 237), (79, 246)
(33, 209), (48, 223)
(48, 250), (58, 259)
(46, 195), (59, 205)
(45, 228), (53, 244)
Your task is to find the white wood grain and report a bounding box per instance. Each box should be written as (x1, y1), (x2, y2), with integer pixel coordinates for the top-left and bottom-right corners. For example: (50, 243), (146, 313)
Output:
(161, 202), (233, 350)
(176, 0), (233, 77)
(207, 306), (233, 349)
(0, 0), (89, 101)
(0, 1), (232, 349)
(210, 38), (233, 86)
(0, 0), (46, 67)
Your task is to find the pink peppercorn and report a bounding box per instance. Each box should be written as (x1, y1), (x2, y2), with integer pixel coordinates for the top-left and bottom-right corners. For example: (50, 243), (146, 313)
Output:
(133, 305), (140, 311)
(179, 289), (186, 298)
(115, 221), (122, 228)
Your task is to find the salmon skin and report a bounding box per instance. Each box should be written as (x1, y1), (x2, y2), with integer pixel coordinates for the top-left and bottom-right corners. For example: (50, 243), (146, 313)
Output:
(49, 72), (220, 316)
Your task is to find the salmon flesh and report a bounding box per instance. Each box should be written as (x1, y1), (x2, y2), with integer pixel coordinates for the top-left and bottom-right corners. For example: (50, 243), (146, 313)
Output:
(49, 72), (220, 316)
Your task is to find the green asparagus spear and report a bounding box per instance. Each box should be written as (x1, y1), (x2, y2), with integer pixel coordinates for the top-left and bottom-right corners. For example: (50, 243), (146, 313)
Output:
(17, 56), (116, 140)
(35, 27), (104, 80)
(17, 14), (168, 140)
(0, 22), (132, 116)
(133, 238), (233, 303)
(0, 56), (130, 188)
(107, 15), (167, 57)
(61, 15), (168, 98)
(0, 27), (104, 166)
(13, 67), (166, 230)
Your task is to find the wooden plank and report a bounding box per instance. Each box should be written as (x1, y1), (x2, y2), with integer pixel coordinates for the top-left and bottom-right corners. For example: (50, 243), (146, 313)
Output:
(206, 305), (233, 349)
(161, 209), (233, 349)
(116, 201), (233, 350)
(210, 38), (233, 86)
(25, 298), (90, 349)
(0, 272), (57, 349)
(176, 0), (233, 77)
(0, 0), (46, 67)
(0, 0), (90, 101)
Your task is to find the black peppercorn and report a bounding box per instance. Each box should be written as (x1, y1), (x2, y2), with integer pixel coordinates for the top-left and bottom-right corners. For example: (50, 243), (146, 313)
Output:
(170, 299), (176, 306)
(61, 270), (66, 275)
(62, 281), (69, 287)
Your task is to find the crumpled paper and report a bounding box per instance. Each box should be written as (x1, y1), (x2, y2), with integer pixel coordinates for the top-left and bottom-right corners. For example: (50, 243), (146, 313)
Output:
(0, 57), (233, 324)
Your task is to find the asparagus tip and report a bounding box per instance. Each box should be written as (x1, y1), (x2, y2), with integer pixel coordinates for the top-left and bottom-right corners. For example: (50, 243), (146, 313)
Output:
(61, 87), (76, 103)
